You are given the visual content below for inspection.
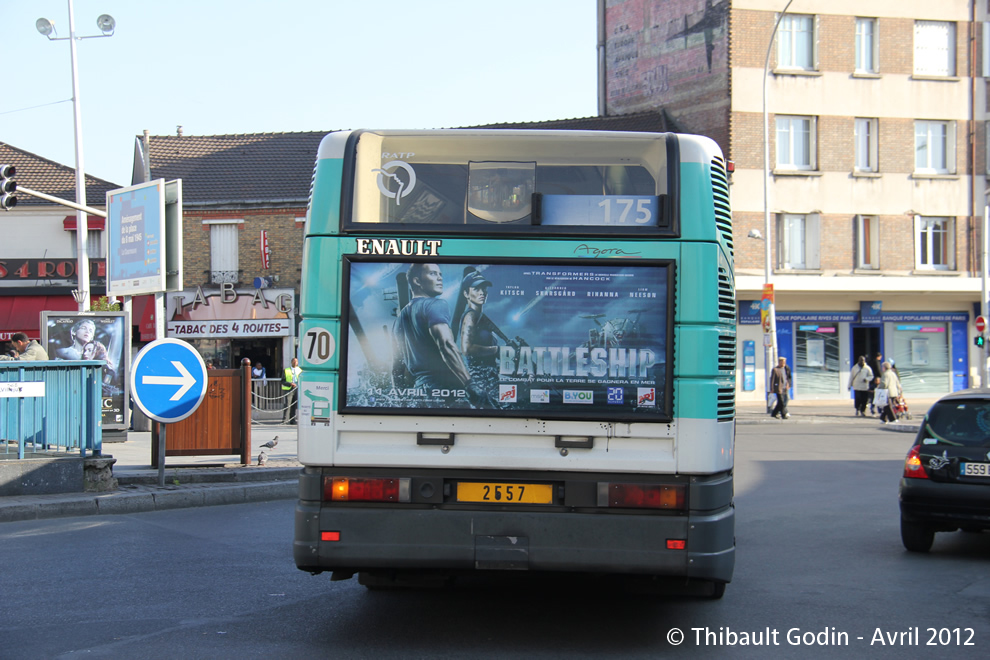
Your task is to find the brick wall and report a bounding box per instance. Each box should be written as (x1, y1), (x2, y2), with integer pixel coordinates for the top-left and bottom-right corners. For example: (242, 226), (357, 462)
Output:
(183, 209), (305, 290)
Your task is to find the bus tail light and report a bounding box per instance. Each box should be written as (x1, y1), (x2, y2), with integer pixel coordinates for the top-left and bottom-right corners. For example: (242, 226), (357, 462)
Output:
(324, 477), (412, 502)
(666, 539), (686, 550)
(599, 482), (686, 510)
(903, 446), (929, 479)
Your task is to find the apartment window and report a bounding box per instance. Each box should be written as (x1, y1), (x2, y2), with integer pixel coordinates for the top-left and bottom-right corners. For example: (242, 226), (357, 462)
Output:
(915, 216), (954, 270)
(70, 229), (103, 260)
(855, 215), (879, 269)
(208, 221), (240, 284)
(777, 14), (816, 71)
(914, 21), (955, 77)
(777, 213), (820, 270)
(855, 18), (878, 73)
(775, 115), (816, 170)
(854, 118), (878, 172)
(914, 120), (955, 174)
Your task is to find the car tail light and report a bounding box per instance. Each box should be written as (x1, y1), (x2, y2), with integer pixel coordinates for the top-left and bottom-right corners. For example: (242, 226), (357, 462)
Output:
(903, 446), (929, 479)
(323, 477), (411, 502)
(599, 482), (686, 510)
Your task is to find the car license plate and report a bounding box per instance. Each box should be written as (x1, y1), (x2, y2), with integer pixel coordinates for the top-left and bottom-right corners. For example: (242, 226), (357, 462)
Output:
(961, 462), (990, 477)
(456, 482), (553, 504)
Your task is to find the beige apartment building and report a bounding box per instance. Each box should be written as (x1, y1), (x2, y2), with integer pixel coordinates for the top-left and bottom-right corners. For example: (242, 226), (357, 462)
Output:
(602, 0), (989, 401)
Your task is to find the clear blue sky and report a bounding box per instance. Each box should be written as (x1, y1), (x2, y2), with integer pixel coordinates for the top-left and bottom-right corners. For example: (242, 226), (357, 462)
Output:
(1, 0), (598, 187)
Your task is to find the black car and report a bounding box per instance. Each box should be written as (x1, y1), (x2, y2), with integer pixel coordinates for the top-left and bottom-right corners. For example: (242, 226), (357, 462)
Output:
(899, 389), (990, 552)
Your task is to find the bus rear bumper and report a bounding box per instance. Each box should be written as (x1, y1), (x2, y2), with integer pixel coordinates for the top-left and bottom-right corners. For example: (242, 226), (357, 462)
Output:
(295, 502), (734, 583)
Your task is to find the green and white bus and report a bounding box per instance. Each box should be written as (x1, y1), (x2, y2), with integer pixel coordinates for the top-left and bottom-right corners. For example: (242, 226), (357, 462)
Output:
(293, 129), (735, 596)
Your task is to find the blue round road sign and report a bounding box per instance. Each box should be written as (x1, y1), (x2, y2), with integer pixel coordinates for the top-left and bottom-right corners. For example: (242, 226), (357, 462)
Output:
(130, 338), (208, 423)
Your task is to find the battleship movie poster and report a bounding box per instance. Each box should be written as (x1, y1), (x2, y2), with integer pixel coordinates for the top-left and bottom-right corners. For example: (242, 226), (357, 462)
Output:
(342, 259), (672, 419)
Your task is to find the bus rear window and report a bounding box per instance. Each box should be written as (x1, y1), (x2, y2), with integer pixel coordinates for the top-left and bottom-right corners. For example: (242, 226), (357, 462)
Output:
(347, 130), (669, 231)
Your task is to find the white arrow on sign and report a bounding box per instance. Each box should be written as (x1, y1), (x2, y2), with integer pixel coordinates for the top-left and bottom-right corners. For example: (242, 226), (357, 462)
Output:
(142, 361), (196, 401)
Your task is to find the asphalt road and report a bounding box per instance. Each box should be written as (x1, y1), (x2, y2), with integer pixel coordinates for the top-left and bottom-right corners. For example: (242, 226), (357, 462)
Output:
(1, 421), (988, 659)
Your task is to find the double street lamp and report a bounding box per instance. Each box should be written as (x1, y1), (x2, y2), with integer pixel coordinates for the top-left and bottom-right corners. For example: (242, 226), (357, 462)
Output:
(759, 0), (796, 409)
(36, 1), (116, 312)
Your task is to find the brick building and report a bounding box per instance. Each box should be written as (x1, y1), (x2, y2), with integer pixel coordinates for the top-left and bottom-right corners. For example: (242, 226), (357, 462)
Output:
(603, 0), (989, 401)
(131, 131), (322, 375)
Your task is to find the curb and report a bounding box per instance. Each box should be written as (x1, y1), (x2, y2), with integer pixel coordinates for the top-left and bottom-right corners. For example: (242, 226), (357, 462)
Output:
(0, 478), (298, 524)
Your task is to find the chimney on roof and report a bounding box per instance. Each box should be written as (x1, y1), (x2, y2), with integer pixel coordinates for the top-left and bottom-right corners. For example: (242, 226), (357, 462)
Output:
(177, 125), (183, 137)
(142, 130), (151, 182)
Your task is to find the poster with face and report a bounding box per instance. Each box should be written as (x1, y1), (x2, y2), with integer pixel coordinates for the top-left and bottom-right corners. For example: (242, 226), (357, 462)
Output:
(341, 259), (673, 421)
(43, 312), (129, 429)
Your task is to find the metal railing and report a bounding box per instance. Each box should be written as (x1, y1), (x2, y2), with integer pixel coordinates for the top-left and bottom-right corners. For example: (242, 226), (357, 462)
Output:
(1, 361), (103, 458)
(250, 378), (298, 424)
(209, 270), (240, 284)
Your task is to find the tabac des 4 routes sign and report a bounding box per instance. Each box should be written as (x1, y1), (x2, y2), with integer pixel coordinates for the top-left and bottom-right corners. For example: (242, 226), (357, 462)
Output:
(130, 338), (208, 423)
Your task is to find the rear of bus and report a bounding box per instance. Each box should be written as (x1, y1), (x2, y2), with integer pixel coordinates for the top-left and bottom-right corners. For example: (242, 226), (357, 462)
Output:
(293, 129), (735, 595)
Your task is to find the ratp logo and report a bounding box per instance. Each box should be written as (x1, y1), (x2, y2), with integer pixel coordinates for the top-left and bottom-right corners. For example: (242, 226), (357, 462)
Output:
(637, 388), (656, 406)
(499, 385), (517, 403)
(372, 160), (417, 205)
(563, 390), (594, 404)
(607, 387), (624, 404)
(530, 389), (550, 403)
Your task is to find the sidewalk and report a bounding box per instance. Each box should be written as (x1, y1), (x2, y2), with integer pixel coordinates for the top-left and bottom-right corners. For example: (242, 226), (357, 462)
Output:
(736, 397), (932, 431)
(0, 424), (300, 523)
(1, 399), (932, 524)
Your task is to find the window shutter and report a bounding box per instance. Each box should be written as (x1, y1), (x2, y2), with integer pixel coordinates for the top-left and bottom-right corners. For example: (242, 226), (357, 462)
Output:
(947, 217), (956, 270)
(947, 121), (957, 174)
(210, 223), (239, 282)
(813, 14), (820, 71)
(853, 214), (863, 267)
(913, 215), (923, 268)
(984, 22), (990, 77)
(775, 214), (784, 269)
(806, 213), (821, 269)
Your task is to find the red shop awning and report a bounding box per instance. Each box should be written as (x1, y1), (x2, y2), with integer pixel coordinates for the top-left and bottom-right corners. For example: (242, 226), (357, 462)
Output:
(0, 295), (78, 341)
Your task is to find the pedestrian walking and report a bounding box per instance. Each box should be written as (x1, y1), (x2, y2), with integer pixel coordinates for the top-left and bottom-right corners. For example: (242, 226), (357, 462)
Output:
(770, 356), (792, 419)
(848, 355), (874, 417)
(867, 351), (883, 415)
(877, 361), (903, 424)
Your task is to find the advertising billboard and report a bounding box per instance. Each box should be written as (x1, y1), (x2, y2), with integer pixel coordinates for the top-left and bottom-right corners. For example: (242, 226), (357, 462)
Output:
(341, 258), (673, 421)
(42, 311), (130, 429)
(106, 180), (166, 296)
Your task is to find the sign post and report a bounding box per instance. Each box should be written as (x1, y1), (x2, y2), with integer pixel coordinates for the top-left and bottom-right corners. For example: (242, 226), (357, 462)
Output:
(130, 338), (208, 485)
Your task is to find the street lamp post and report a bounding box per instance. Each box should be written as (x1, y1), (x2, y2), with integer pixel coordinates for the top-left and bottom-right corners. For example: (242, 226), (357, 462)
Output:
(36, 1), (115, 312)
(761, 0), (795, 410)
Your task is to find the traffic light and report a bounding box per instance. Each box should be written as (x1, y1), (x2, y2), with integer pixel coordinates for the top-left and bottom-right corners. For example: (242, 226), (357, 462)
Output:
(976, 335), (985, 348)
(0, 164), (16, 210)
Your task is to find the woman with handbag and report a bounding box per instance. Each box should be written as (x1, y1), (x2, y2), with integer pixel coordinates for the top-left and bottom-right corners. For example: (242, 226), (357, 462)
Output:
(877, 361), (903, 424)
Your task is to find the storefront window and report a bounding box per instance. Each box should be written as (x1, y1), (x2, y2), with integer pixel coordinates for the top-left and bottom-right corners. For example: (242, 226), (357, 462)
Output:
(795, 324), (840, 394)
(892, 324), (949, 393)
(187, 338), (232, 369)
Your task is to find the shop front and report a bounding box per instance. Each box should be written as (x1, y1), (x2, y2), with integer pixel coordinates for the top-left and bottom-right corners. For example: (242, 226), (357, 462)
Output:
(166, 284), (296, 377)
(738, 302), (969, 401)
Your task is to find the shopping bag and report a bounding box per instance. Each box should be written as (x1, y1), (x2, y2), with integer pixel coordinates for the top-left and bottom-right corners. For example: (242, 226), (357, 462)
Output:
(874, 388), (889, 408)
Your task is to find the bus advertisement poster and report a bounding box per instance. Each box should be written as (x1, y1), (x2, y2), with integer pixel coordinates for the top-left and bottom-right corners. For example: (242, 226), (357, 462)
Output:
(342, 259), (672, 419)
(41, 311), (130, 429)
